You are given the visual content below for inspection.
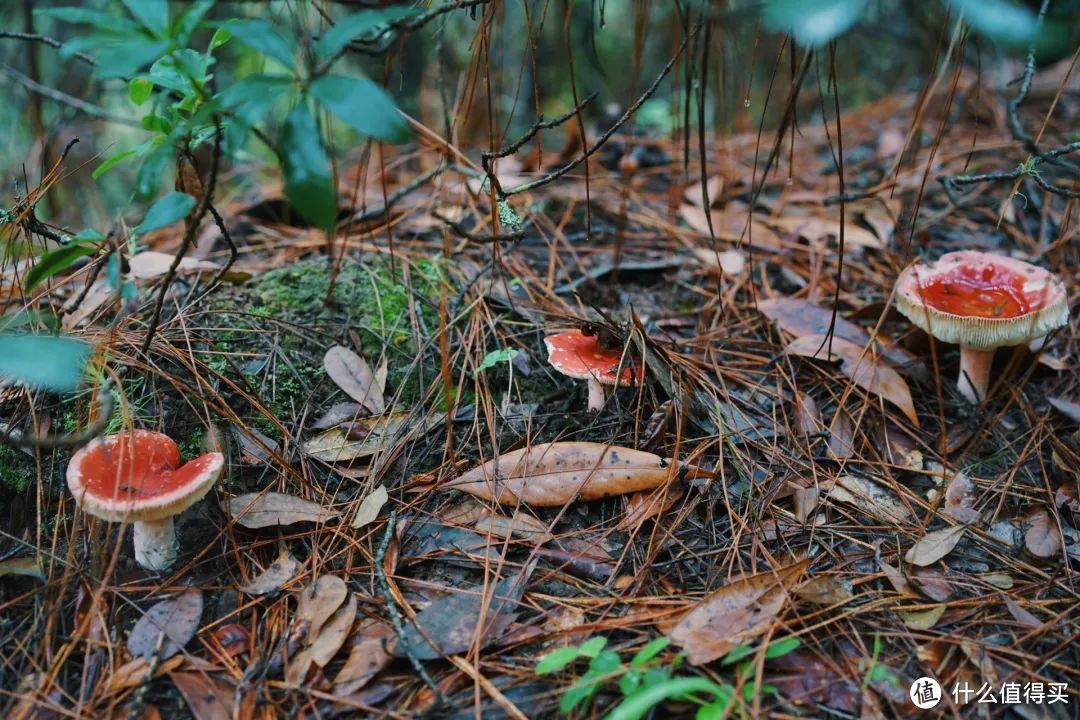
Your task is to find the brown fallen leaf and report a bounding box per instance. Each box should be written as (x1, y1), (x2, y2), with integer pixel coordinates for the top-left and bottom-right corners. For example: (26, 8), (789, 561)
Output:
(304, 412), (446, 462)
(767, 215), (883, 250)
(312, 402), (363, 430)
(239, 550), (299, 596)
(169, 671), (232, 720)
(879, 560), (914, 596)
(128, 251), (219, 280)
(620, 483), (683, 531)
(351, 485), (388, 529)
(296, 575), (348, 640)
(979, 572), (1014, 590)
(128, 588), (203, 661)
(793, 575), (854, 605)
(474, 509), (551, 542)
(444, 442), (676, 506)
(827, 408), (856, 460)
(829, 475), (913, 525)
(333, 619), (395, 695)
(227, 492), (340, 529)
(1023, 508), (1062, 559)
(668, 560), (808, 665)
(792, 486), (819, 525)
(309, 593), (356, 667)
(324, 345), (385, 416)
(942, 470), (981, 524)
(1004, 597), (1042, 629)
(786, 334), (918, 426)
(904, 525), (966, 567)
(107, 655), (184, 692)
(899, 604), (946, 630)
(908, 567), (952, 602)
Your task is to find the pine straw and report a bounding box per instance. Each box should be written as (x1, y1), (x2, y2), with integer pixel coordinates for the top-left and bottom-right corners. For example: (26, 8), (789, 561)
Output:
(2, 70), (1078, 719)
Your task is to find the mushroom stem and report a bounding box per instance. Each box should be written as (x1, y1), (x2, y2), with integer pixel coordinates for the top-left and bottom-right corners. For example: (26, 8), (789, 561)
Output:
(132, 518), (177, 571)
(586, 376), (605, 412)
(957, 347), (995, 404)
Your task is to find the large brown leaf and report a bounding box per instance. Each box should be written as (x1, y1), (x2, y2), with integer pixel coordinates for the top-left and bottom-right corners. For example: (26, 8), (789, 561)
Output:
(169, 671), (232, 720)
(444, 442), (676, 506)
(228, 492), (340, 529)
(239, 550), (299, 596)
(324, 345), (385, 415)
(127, 588), (203, 661)
(786, 334), (918, 426)
(668, 560), (808, 665)
(1024, 508), (1062, 559)
(905, 525), (966, 567)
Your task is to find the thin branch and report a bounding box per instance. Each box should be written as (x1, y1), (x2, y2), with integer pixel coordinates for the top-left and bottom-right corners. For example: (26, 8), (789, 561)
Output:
(0, 30), (96, 66)
(0, 65), (140, 127)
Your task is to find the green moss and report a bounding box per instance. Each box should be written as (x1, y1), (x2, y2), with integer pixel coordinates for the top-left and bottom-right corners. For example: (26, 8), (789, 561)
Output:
(0, 446), (31, 493)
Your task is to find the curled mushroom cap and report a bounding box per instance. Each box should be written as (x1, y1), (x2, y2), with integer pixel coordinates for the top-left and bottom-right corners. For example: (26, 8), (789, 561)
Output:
(67, 430), (224, 570)
(545, 329), (644, 411)
(895, 251), (1069, 402)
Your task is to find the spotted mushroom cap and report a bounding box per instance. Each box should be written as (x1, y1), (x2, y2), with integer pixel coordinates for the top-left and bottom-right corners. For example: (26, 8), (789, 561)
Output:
(895, 251), (1069, 350)
(67, 430), (224, 523)
(544, 329), (644, 386)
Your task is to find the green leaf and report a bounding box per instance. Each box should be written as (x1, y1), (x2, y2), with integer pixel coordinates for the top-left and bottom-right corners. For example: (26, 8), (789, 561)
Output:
(95, 39), (172, 80)
(281, 104), (337, 231)
(761, 0), (868, 47)
(536, 646), (581, 675)
(945, 0), (1038, 46)
(225, 18), (296, 70)
(208, 26), (232, 51)
(313, 7), (417, 60)
(763, 637), (801, 660)
(25, 243), (98, 291)
(140, 114), (172, 134)
(477, 348), (519, 373)
(92, 148), (137, 179)
(606, 677), (731, 720)
(135, 192), (195, 235)
(577, 636), (607, 659)
(136, 141), (172, 199)
(217, 74), (294, 125)
(0, 334), (91, 392)
(630, 637), (671, 667)
(35, 7), (141, 34)
(129, 77), (154, 105)
(560, 650), (622, 715)
(720, 644), (755, 666)
(309, 74), (410, 143)
(175, 0), (215, 44)
(696, 690), (735, 720)
(121, 0), (168, 36)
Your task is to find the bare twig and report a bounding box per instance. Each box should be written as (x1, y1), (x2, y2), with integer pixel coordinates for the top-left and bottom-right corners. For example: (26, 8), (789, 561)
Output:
(0, 30), (96, 65)
(0, 65), (140, 127)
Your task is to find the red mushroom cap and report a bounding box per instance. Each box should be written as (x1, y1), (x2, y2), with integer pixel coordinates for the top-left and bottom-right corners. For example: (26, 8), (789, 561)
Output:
(896, 251), (1068, 349)
(67, 430), (224, 523)
(544, 329), (644, 386)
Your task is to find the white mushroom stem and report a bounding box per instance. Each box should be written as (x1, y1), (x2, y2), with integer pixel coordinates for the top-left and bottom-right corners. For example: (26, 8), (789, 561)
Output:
(586, 376), (606, 412)
(132, 518), (178, 571)
(957, 347), (995, 404)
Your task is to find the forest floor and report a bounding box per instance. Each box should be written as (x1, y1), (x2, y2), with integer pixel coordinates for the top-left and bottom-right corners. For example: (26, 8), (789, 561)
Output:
(2, 61), (1079, 720)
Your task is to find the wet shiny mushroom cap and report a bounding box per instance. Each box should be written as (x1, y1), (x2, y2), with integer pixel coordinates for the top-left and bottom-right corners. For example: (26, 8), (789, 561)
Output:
(544, 329), (644, 386)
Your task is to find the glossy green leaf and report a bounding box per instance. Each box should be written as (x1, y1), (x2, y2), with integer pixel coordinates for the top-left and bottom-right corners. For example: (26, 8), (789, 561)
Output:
(0, 334), (91, 392)
(121, 0), (168, 36)
(720, 644), (755, 665)
(25, 243), (98, 291)
(313, 7), (416, 60)
(140, 114), (171, 134)
(945, 0), (1038, 46)
(135, 192), (195, 235)
(607, 678), (732, 720)
(225, 18), (296, 70)
(175, 0), (215, 44)
(536, 646), (581, 675)
(129, 77), (153, 105)
(630, 637), (671, 667)
(281, 104), (337, 231)
(763, 636), (801, 659)
(560, 650), (622, 714)
(95, 39), (172, 80)
(92, 148), (137, 179)
(35, 7), (141, 33)
(208, 26), (232, 51)
(762, 0), (868, 47)
(577, 636), (607, 659)
(309, 74), (410, 143)
(217, 74), (293, 125)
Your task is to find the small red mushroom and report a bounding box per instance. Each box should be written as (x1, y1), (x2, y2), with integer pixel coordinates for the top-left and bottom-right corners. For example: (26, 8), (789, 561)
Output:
(544, 329), (644, 411)
(895, 251), (1069, 403)
(67, 430), (224, 571)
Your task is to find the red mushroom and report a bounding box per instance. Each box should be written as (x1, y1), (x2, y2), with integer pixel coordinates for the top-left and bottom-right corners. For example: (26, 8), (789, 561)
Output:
(67, 430), (224, 571)
(544, 329), (644, 411)
(895, 251), (1068, 403)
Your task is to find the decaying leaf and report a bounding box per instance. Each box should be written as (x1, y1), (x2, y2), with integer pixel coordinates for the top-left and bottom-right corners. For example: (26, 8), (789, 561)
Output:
(474, 509), (551, 542)
(828, 475), (913, 525)
(1004, 597), (1042, 629)
(899, 604), (946, 630)
(793, 575), (854, 605)
(1024, 509), (1062, 559)
(620, 483), (683, 531)
(169, 671), (232, 720)
(304, 412), (446, 462)
(127, 588), (203, 661)
(351, 485), (389, 529)
(879, 560), (914, 596)
(108, 655), (184, 692)
(228, 492), (340, 529)
(908, 567), (952, 602)
(128, 251), (220, 280)
(445, 442), (676, 506)
(394, 561), (535, 660)
(312, 402), (363, 430)
(792, 486), (819, 525)
(0, 556), (45, 581)
(309, 592), (357, 667)
(786, 334), (918, 426)
(904, 525), (966, 567)
(297, 575), (348, 640)
(334, 619), (395, 695)
(668, 560), (808, 665)
(324, 345), (385, 416)
(767, 215), (882, 250)
(942, 470), (981, 524)
(240, 550), (299, 596)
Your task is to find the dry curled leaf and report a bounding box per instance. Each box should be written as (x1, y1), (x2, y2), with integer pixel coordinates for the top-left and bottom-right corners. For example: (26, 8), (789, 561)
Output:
(297, 575), (348, 640)
(793, 575), (854, 605)
(169, 671), (232, 720)
(239, 551), (299, 596)
(1047, 397), (1080, 424)
(309, 592), (357, 667)
(620, 484), (683, 531)
(668, 560), (808, 665)
(304, 412), (445, 462)
(333, 619), (395, 695)
(767, 215), (882, 250)
(899, 604), (946, 630)
(786, 334), (918, 426)
(127, 588), (203, 661)
(1024, 509), (1062, 559)
(905, 525), (966, 567)
(943, 470), (981, 524)
(324, 345), (385, 416)
(351, 485), (388, 529)
(879, 560), (914, 596)
(829, 475), (913, 525)
(444, 441), (676, 506)
(474, 509), (551, 542)
(228, 492), (340, 529)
